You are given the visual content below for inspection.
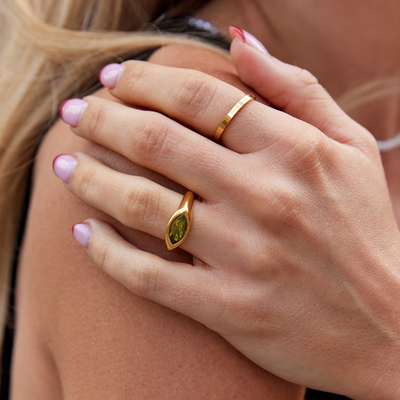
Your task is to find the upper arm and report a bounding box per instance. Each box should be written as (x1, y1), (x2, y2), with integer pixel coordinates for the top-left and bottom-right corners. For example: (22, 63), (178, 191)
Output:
(11, 45), (304, 399)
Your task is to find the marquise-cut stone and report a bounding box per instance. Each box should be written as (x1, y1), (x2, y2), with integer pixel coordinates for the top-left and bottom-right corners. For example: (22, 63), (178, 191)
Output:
(169, 214), (188, 244)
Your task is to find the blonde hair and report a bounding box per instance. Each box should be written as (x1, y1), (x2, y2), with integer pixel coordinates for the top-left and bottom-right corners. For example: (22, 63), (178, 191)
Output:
(338, 77), (400, 114)
(1, 0), (399, 377)
(0, 0), (229, 359)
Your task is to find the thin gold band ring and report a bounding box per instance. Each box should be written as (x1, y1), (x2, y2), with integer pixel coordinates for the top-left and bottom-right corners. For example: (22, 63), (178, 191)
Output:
(165, 191), (194, 251)
(213, 93), (256, 142)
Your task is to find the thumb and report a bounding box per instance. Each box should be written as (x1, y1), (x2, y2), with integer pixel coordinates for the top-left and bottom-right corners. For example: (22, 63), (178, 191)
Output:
(229, 27), (375, 152)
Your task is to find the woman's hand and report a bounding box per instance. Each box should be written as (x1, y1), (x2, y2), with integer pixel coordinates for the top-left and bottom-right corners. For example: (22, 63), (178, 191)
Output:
(54, 31), (400, 399)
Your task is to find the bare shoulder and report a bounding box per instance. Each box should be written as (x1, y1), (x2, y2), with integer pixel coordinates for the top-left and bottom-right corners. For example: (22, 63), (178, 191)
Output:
(148, 44), (245, 87)
(11, 44), (303, 399)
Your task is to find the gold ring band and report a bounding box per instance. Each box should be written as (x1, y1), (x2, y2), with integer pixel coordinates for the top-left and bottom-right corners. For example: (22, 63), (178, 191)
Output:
(213, 93), (256, 142)
(165, 191), (194, 251)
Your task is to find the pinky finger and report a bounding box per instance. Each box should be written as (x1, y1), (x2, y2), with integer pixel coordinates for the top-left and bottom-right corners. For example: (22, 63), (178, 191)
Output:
(72, 218), (218, 323)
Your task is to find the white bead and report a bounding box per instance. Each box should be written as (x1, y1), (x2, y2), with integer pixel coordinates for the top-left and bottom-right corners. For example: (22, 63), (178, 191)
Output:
(195, 19), (204, 28)
(187, 18), (218, 35)
(377, 132), (400, 152)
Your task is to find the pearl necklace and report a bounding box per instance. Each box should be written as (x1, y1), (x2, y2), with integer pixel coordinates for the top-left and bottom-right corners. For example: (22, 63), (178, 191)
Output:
(188, 18), (219, 35)
(377, 132), (400, 152)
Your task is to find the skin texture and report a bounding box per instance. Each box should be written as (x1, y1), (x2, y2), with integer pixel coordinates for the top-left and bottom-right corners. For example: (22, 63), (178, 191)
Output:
(10, 45), (305, 399)
(197, 0), (400, 222)
(199, 0), (400, 118)
(51, 37), (400, 399)
(11, 1), (400, 398)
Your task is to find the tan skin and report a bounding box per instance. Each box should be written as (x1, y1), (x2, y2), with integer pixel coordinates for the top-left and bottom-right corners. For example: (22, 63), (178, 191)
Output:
(11, 0), (400, 398)
(11, 46), (304, 399)
(199, 0), (400, 218)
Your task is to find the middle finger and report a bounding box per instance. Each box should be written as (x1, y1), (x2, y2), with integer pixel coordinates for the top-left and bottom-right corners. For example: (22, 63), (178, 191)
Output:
(61, 96), (238, 200)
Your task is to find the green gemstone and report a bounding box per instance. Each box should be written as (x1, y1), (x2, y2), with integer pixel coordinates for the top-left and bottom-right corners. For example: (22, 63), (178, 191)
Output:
(169, 214), (188, 244)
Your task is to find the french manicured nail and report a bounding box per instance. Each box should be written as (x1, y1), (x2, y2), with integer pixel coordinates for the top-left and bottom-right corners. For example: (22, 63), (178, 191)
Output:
(72, 223), (92, 248)
(99, 63), (125, 89)
(53, 154), (77, 183)
(229, 26), (269, 55)
(59, 99), (88, 127)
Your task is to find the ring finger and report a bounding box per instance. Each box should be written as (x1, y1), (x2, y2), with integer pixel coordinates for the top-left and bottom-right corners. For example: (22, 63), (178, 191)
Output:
(53, 152), (214, 257)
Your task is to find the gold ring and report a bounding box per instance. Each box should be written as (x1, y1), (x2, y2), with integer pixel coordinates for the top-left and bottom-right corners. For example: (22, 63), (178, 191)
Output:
(213, 93), (256, 142)
(165, 191), (194, 251)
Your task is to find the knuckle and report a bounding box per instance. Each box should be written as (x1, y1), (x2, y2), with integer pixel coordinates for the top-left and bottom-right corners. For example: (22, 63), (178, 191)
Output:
(295, 68), (329, 104)
(288, 67), (333, 124)
(295, 67), (319, 88)
(87, 103), (109, 140)
(174, 72), (216, 119)
(121, 182), (161, 229)
(124, 63), (147, 93)
(267, 121), (329, 179)
(268, 186), (306, 229)
(303, 133), (325, 164)
(96, 240), (115, 274)
(73, 164), (96, 198)
(289, 130), (327, 176)
(133, 262), (160, 298)
(136, 114), (176, 166)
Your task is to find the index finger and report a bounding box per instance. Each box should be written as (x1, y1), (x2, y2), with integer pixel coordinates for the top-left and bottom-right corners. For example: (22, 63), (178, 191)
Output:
(99, 61), (289, 153)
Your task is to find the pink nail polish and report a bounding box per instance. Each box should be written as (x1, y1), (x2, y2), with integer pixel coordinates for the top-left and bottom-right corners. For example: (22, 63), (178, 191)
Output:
(72, 223), (92, 248)
(99, 63), (125, 89)
(229, 26), (269, 55)
(59, 98), (88, 127)
(53, 154), (77, 183)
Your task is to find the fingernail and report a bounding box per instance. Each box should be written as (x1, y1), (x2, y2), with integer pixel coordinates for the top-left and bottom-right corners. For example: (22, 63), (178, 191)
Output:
(229, 26), (269, 55)
(72, 223), (92, 248)
(53, 154), (77, 183)
(59, 99), (88, 127)
(99, 63), (125, 89)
